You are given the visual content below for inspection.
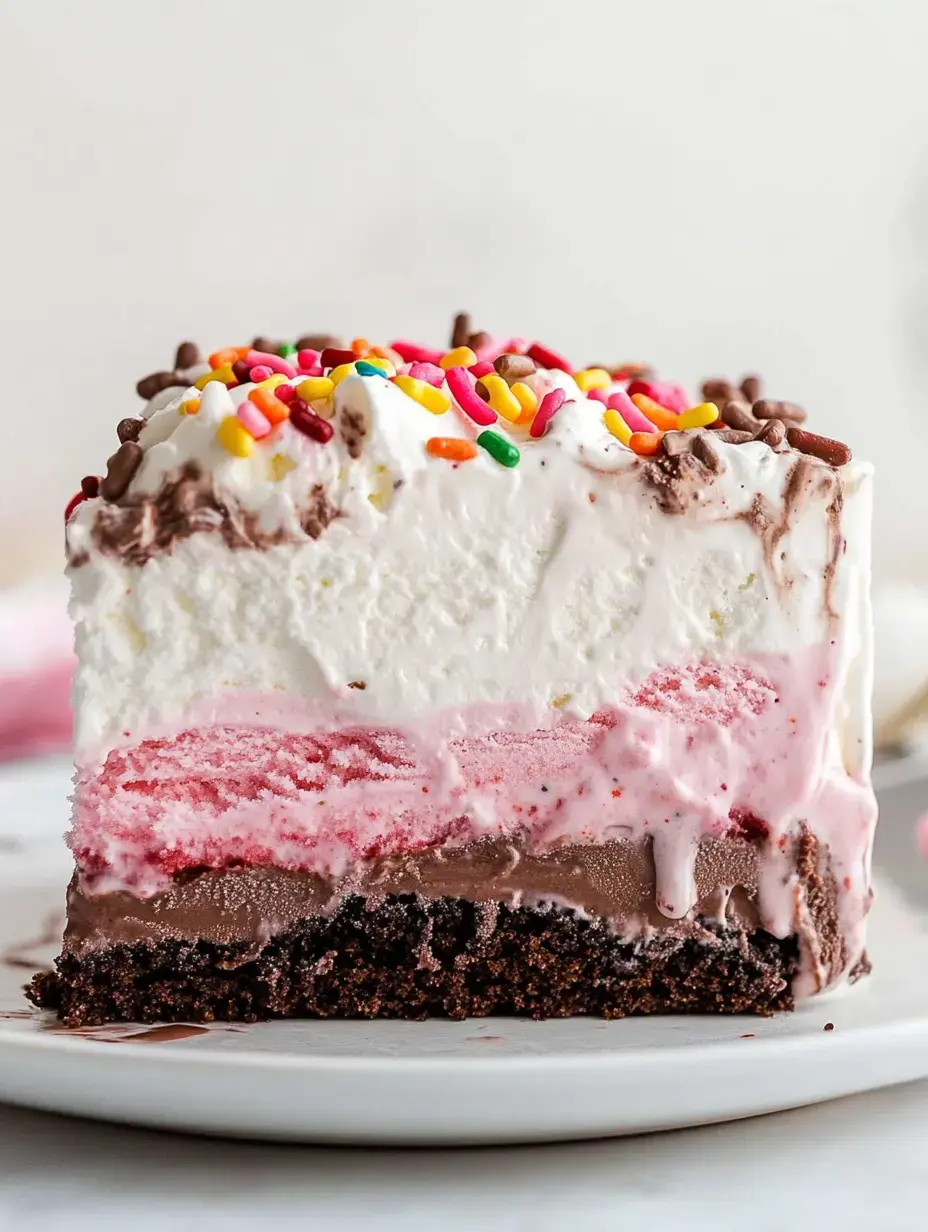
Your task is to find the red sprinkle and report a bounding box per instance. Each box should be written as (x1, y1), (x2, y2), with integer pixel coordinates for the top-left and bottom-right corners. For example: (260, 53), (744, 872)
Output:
(297, 348), (321, 370)
(320, 347), (356, 370)
(64, 491), (86, 523)
(275, 383), (297, 404)
(530, 387), (567, 438)
(80, 475), (101, 498)
(290, 401), (334, 443)
(389, 340), (445, 365)
(527, 342), (573, 373)
(468, 360), (494, 378)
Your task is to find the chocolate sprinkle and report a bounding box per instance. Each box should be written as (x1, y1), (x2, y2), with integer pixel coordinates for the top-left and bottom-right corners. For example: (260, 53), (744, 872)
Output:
(116, 417), (145, 444)
(295, 333), (343, 352)
(100, 442), (143, 503)
(740, 374), (762, 404)
(721, 400), (760, 434)
(173, 341), (200, 370)
(756, 418), (786, 448)
(494, 353), (536, 383)
(136, 370), (185, 401)
(450, 312), (471, 349)
(714, 428), (757, 445)
(752, 399), (807, 424)
(786, 427), (852, 467)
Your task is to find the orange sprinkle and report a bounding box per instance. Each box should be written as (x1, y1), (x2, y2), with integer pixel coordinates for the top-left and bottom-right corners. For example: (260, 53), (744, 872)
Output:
(209, 346), (248, 369)
(351, 337), (371, 357)
(631, 393), (679, 431)
(628, 431), (664, 456)
(369, 344), (404, 366)
(426, 437), (478, 462)
(249, 387), (289, 426)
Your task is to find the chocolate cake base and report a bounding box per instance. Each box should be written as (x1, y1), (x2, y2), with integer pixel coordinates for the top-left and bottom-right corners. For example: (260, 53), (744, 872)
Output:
(28, 894), (798, 1028)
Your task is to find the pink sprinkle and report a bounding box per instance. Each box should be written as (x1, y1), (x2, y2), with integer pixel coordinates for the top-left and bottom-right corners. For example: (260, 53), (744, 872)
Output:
(275, 384), (297, 404)
(237, 401), (272, 439)
(408, 362), (446, 388)
(527, 342), (573, 374)
(390, 340), (445, 365)
(478, 336), (528, 362)
(626, 379), (688, 414)
(298, 363), (324, 378)
(245, 350), (297, 378)
(248, 364), (273, 382)
(530, 387), (567, 438)
(446, 366), (496, 427)
(468, 360), (494, 378)
(297, 348), (321, 370)
(608, 389), (655, 432)
(586, 388), (609, 405)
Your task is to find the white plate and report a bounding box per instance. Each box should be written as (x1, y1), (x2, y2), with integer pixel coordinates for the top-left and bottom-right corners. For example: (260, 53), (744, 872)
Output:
(0, 759), (926, 1145)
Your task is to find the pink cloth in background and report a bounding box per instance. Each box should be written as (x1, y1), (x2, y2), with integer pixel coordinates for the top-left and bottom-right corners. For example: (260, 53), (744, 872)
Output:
(0, 577), (74, 760)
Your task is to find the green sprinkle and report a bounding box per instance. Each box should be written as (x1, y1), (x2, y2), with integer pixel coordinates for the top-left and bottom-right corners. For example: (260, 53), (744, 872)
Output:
(277, 343), (298, 358)
(355, 360), (384, 377)
(477, 430), (520, 468)
(738, 572), (756, 591)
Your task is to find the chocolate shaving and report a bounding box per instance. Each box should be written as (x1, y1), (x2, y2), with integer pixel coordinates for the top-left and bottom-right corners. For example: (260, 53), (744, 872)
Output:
(661, 431), (691, 458)
(100, 442), (143, 502)
(786, 427), (851, 467)
(86, 462), (338, 567)
(752, 399), (806, 424)
(692, 432), (723, 474)
(714, 428), (756, 445)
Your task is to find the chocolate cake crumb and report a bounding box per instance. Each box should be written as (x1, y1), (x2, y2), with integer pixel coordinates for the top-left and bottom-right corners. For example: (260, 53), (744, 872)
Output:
(28, 896), (798, 1028)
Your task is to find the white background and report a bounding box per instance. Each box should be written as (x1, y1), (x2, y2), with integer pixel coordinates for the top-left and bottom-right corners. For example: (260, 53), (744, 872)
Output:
(1, 0), (927, 582)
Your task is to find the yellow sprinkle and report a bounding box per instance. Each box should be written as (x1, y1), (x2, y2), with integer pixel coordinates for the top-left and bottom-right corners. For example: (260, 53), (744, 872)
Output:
(297, 376), (335, 402)
(179, 396), (201, 416)
(216, 416), (255, 457)
(479, 372), (522, 423)
(574, 367), (611, 392)
(196, 363), (236, 390)
(329, 363), (357, 387)
(603, 408), (631, 446)
(677, 401), (719, 430)
(440, 346), (477, 370)
(551, 693), (574, 709)
(393, 374), (450, 415)
(362, 356), (396, 377)
(511, 381), (538, 424)
(267, 452), (297, 482)
(257, 373), (287, 392)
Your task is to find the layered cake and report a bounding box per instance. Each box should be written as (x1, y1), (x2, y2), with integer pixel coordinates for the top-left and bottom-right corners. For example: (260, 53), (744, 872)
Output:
(30, 319), (877, 1026)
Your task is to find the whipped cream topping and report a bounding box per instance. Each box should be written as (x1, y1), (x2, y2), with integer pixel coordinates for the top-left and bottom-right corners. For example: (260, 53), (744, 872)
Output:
(67, 358), (873, 774)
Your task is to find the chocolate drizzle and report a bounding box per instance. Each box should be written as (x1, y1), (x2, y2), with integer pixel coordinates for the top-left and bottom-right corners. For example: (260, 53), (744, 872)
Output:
(84, 462), (338, 567)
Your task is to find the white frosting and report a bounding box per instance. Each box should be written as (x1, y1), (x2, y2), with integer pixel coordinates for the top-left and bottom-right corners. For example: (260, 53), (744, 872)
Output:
(66, 367), (874, 777)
